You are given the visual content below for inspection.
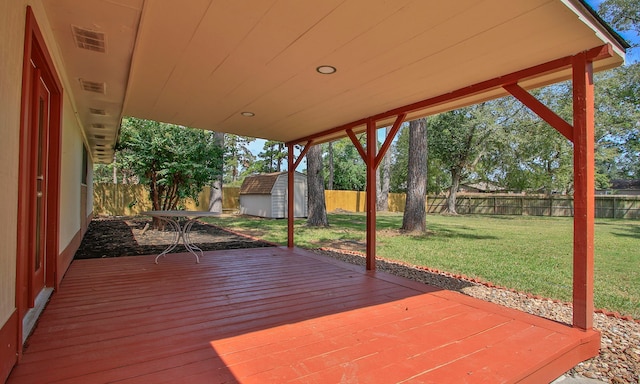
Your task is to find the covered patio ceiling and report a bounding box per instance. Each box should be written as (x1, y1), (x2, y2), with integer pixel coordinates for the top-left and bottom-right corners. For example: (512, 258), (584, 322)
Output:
(41, 0), (626, 163)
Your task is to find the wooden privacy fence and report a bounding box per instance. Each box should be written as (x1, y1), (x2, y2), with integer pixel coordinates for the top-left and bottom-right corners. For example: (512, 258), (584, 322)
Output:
(94, 184), (640, 219)
(427, 194), (640, 219)
(93, 184), (239, 216)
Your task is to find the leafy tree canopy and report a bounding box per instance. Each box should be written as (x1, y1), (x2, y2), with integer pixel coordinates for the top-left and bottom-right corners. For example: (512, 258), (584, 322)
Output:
(324, 138), (366, 191)
(116, 117), (223, 216)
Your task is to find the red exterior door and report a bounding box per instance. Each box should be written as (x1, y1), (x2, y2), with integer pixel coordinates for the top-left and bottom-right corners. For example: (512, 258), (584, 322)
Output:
(29, 69), (51, 306)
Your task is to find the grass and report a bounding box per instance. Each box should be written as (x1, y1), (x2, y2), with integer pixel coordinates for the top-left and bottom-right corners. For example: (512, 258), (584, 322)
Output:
(202, 213), (640, 319)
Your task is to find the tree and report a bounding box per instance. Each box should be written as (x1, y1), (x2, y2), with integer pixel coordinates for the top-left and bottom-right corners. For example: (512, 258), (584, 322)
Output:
(117, 117), (223, 228)
(428, 103), (500, 213)
(390, 126), (409, 193)
(477, 92), (574, 194)
(401, 118), (427, 233)
(599, 0), (640, 43)
(376, 127), (392, 211)
(208, 132), (225, 213)
(326, 141), (334, 190)
(255, 140), (286, 173)
(223, 134), (255, 185)
(324, 137), (366, 190)
(306, 145), (328, 226)
(594, 63), (640, 180)
(595, 0), (640, 180)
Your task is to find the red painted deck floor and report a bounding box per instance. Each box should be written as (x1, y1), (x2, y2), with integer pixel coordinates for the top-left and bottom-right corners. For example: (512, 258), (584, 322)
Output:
(8, 247), (599, 384)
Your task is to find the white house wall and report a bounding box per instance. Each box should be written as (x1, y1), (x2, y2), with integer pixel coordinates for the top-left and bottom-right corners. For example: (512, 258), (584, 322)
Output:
(0, 0), (90, 334)
(30, 0), (90, 257)
(0, 0), (29, 327)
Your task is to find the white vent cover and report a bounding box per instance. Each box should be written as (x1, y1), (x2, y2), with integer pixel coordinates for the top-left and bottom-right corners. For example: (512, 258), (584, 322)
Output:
(79, 79), (106, 94)
(72, 26), (106, 53)
(89, 108), (106, 115)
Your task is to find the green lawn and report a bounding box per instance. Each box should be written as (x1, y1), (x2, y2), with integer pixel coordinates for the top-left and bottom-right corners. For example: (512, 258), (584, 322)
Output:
(202, 213), (640, 318)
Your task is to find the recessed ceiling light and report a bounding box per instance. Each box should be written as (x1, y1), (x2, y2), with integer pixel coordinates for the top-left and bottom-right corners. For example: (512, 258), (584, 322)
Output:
(316, 65), (337, 75)
(241, 112), (255, 117)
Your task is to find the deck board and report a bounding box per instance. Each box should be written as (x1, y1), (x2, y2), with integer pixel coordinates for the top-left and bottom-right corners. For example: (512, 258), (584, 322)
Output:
(8, 247), (599, 383)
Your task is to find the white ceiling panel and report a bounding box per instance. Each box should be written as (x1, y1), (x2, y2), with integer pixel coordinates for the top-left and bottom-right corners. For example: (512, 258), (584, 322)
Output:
(42, 0), (626, 161)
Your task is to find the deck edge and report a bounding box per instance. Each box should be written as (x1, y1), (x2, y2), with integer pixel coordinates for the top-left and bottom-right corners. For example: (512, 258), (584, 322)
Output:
(515, 328), (601, 384)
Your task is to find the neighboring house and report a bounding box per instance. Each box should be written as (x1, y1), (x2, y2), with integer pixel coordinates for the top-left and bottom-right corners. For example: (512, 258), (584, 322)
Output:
(597, 179), (640, 195)
(239, 172), (308, 218)
(459, 182), (506, 193)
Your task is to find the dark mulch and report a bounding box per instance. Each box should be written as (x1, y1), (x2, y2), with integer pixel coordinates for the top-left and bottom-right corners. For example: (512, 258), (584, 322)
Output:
(74, 216), (274, 259)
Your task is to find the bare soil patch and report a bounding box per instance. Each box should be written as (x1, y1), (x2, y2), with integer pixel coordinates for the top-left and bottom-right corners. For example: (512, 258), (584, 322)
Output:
(74, 216), (274, 259)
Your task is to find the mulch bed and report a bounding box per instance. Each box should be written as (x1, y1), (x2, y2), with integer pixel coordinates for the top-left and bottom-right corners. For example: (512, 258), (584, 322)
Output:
(74, 216), (274, 259)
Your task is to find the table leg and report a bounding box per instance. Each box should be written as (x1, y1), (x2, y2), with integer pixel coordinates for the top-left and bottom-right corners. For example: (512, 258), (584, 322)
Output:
(182, 219), (204, 261)
(153, 216), (201, 264)
(154, 217), (182, 264)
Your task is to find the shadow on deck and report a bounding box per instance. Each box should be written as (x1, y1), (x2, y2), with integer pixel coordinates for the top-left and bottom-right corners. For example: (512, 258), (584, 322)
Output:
(8, 247), (599, 383)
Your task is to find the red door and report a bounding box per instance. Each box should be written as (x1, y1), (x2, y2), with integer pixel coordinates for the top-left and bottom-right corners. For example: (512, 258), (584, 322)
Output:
(29, 70), (50, 305)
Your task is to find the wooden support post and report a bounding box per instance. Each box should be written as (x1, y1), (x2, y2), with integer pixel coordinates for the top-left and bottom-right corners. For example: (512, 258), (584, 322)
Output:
(572, 52), (595, 330)
(366, 120), (377, 270)
(287, 143), (295, 248)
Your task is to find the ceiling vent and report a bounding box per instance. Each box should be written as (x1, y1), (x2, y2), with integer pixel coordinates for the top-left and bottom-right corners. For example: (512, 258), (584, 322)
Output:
(89, 108), (106, 115)
(72, 26), (106, 53)
(80, 79), (106, 94)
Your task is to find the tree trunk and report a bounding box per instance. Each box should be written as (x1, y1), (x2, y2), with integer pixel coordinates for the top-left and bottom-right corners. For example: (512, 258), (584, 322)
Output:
(112, 154), (118, 184)
(327, 142), (334, 190)
(446, 169), (461, 214)
(306, 145), (329, 227)
(401, 119), (427, 233)
(377, 126), (391, 211)
(209, 132), (225, 213)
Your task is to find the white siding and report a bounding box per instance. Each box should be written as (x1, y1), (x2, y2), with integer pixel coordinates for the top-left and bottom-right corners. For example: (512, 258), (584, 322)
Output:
(239, 195), (273, 217)
(59, 90), (87, 249)
(271, 174), (288, 218)
(0, 0), (28, 326)
(240, 172), (308, 219)
(0, 0), (90, 327)
(283, 173), (308, 218)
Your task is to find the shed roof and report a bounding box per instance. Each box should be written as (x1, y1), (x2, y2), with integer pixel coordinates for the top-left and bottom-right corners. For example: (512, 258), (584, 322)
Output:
(40, 0), (627, 162)
(240, 172), (286, 195)
(240, 171), (306, 195)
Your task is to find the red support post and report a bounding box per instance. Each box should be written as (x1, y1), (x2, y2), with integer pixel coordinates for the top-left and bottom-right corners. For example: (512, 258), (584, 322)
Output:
(572, 52), (595, 330)
(365, 120), (377, 270)
(287, 143), (295, 248)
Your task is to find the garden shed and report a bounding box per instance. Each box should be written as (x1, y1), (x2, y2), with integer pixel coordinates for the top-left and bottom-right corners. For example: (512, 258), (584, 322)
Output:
(239, 172), (307, 218)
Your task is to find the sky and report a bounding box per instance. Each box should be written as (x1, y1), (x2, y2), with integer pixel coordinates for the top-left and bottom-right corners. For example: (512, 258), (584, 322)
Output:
(248, 0), (638, 160)
(585, 0), (639, 63)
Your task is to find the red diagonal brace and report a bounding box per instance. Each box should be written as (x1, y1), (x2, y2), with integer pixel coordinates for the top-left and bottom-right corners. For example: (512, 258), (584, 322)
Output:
(294, 140), (313, 170)
(374, 113), (406, 170)
(503, 83), (573, 142)
(347, 128), (368, 166)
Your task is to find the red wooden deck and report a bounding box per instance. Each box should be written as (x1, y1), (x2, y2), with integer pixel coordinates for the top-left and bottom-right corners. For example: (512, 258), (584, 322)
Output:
(8, 247), (599, 384)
